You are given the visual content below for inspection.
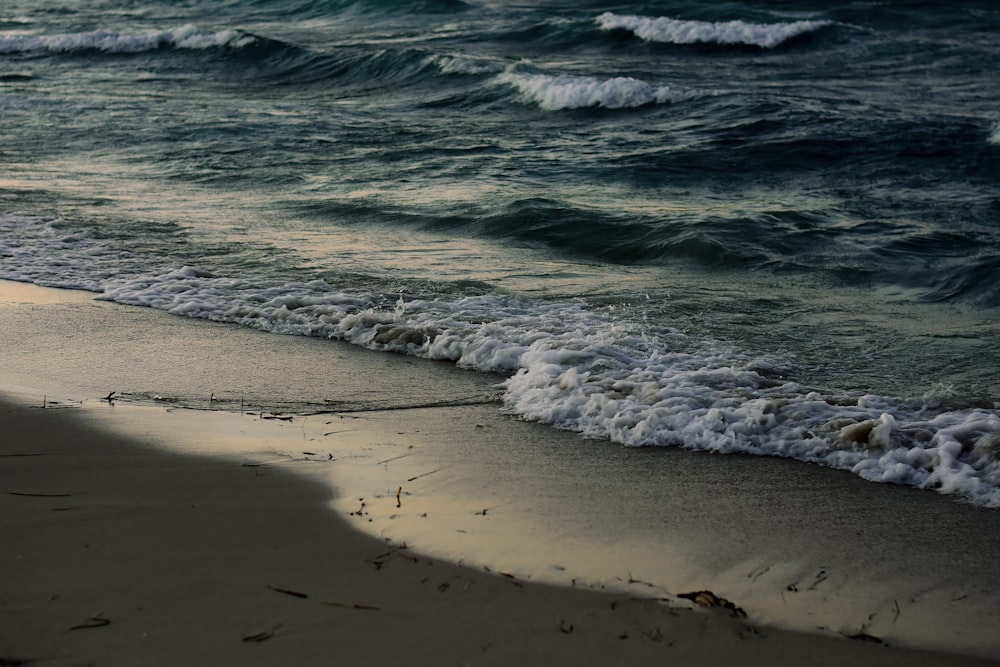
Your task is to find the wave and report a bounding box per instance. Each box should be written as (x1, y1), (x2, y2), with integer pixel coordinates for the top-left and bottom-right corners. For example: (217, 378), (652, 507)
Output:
(2, 213), (999, 507)
(596, 12), (833, 49)
(264, 0), (470, 16)
(496, 72), (695, 111)
(991, 122), (1000, 146)
(90, 267), (1000, 509)
(258, 48), (501, 91)
(427, 53), (501, 76)
(0, 24), (266, 56)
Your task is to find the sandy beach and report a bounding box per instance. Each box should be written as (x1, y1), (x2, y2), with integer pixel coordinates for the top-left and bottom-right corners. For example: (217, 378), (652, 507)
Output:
(2, 280), (999, 666)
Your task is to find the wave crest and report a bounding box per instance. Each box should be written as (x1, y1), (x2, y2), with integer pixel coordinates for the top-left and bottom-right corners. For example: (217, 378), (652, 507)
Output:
(86, 265), (1000, 508)
(596, 12), (832, 49)
(0, 24), (261, 55)
(497, 72), (695, 111)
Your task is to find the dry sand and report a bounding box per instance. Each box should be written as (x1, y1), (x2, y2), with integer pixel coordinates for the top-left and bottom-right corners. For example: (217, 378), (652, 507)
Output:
(1, 397), (994, 667)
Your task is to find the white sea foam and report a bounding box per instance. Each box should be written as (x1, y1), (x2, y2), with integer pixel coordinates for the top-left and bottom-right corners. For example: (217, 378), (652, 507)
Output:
(3, 213), (999, 507)
(92, 266), (1000, 507)
(427, 54), (499, 75)
(596, 12), (832, 48)
(496, 72), (695, 110)
(0, 24), (256, 55)
(0, 215), (146, 291)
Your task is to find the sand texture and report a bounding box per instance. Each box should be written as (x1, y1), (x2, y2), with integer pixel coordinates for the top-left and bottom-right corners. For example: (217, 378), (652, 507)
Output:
(2, 280), (999, 665)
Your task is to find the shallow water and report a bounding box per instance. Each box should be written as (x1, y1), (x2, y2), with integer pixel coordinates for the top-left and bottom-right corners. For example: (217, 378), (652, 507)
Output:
(2, 1), (999, 503)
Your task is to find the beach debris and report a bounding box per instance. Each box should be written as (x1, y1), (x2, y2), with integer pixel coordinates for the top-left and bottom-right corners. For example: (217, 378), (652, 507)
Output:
(678, 590), (747, 619)
(499, 572), (524, 588)
(378, 452), (413, 466)
(894, 599), (901, 623)
(8, 491), (72, 498)
(322, 601), (380, 611)
(242, 624), (281, 643)
(396, 486), (402, 508)
(845, 631), (883, 643)
(350, 499), (367, 517)
(617, 573), (656, 589)
(68, 614), (111, 631)
(366, 545), (418, 569)
(323, 429), (357, 436)
(559, 620), (574, 634)
(475, 508), (488, 516)
(261, 413), (293, 421)
(807, 569), (828, 591)
(406, 468), (440, 482)
(267, 585), (308, 599)
(103, 391), (116, 404)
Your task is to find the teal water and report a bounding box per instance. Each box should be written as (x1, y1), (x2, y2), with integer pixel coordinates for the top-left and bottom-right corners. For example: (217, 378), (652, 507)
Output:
(2, 0), (999, 505)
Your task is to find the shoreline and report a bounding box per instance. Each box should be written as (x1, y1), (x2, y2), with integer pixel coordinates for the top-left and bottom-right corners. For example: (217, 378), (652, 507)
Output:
(2, 395), (994, 666)
(2, 279), (999, 663)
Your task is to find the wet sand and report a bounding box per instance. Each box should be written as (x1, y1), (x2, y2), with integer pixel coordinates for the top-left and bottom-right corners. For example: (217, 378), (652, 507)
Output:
(2, 279), (999, 665)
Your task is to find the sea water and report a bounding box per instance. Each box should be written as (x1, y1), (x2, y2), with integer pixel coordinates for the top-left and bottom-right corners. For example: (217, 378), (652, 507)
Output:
(2, 0), (999, 508)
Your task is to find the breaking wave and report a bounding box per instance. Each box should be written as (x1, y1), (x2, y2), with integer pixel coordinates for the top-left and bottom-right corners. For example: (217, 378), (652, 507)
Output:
(85, 266), (1000, 509)
(0, 24), (265, 55)
(496, 71), (696, 110)
(2, 210), (998, 508)
(596, 12), (833, 49)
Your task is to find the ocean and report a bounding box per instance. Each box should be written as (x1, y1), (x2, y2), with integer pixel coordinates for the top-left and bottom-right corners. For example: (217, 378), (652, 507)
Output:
(2, 0), (1000, 512)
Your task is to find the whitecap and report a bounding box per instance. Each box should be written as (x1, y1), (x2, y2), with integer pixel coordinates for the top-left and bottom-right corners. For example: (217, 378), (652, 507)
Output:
(5, 212), (1000, 508)
(596, 12), (832, 49)
(496, 71), (695, 110)
(426, 53), (499, 75)
(0, 24), (256, 55)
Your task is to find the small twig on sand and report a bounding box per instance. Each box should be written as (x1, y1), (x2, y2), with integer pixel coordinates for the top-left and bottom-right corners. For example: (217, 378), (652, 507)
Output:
(9, 491), (72, 498)
(396, 486), (402, 508)
(894, 599), (901, 624)
(322, 601), (381, 611)
(267, 585), (308, 599)
(407, 468), (440, 482)
(378, 452), (413, 466)
(243, 624), (282, 643)
(68, 614), (111, 631)
(499, 572), (524, 588)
